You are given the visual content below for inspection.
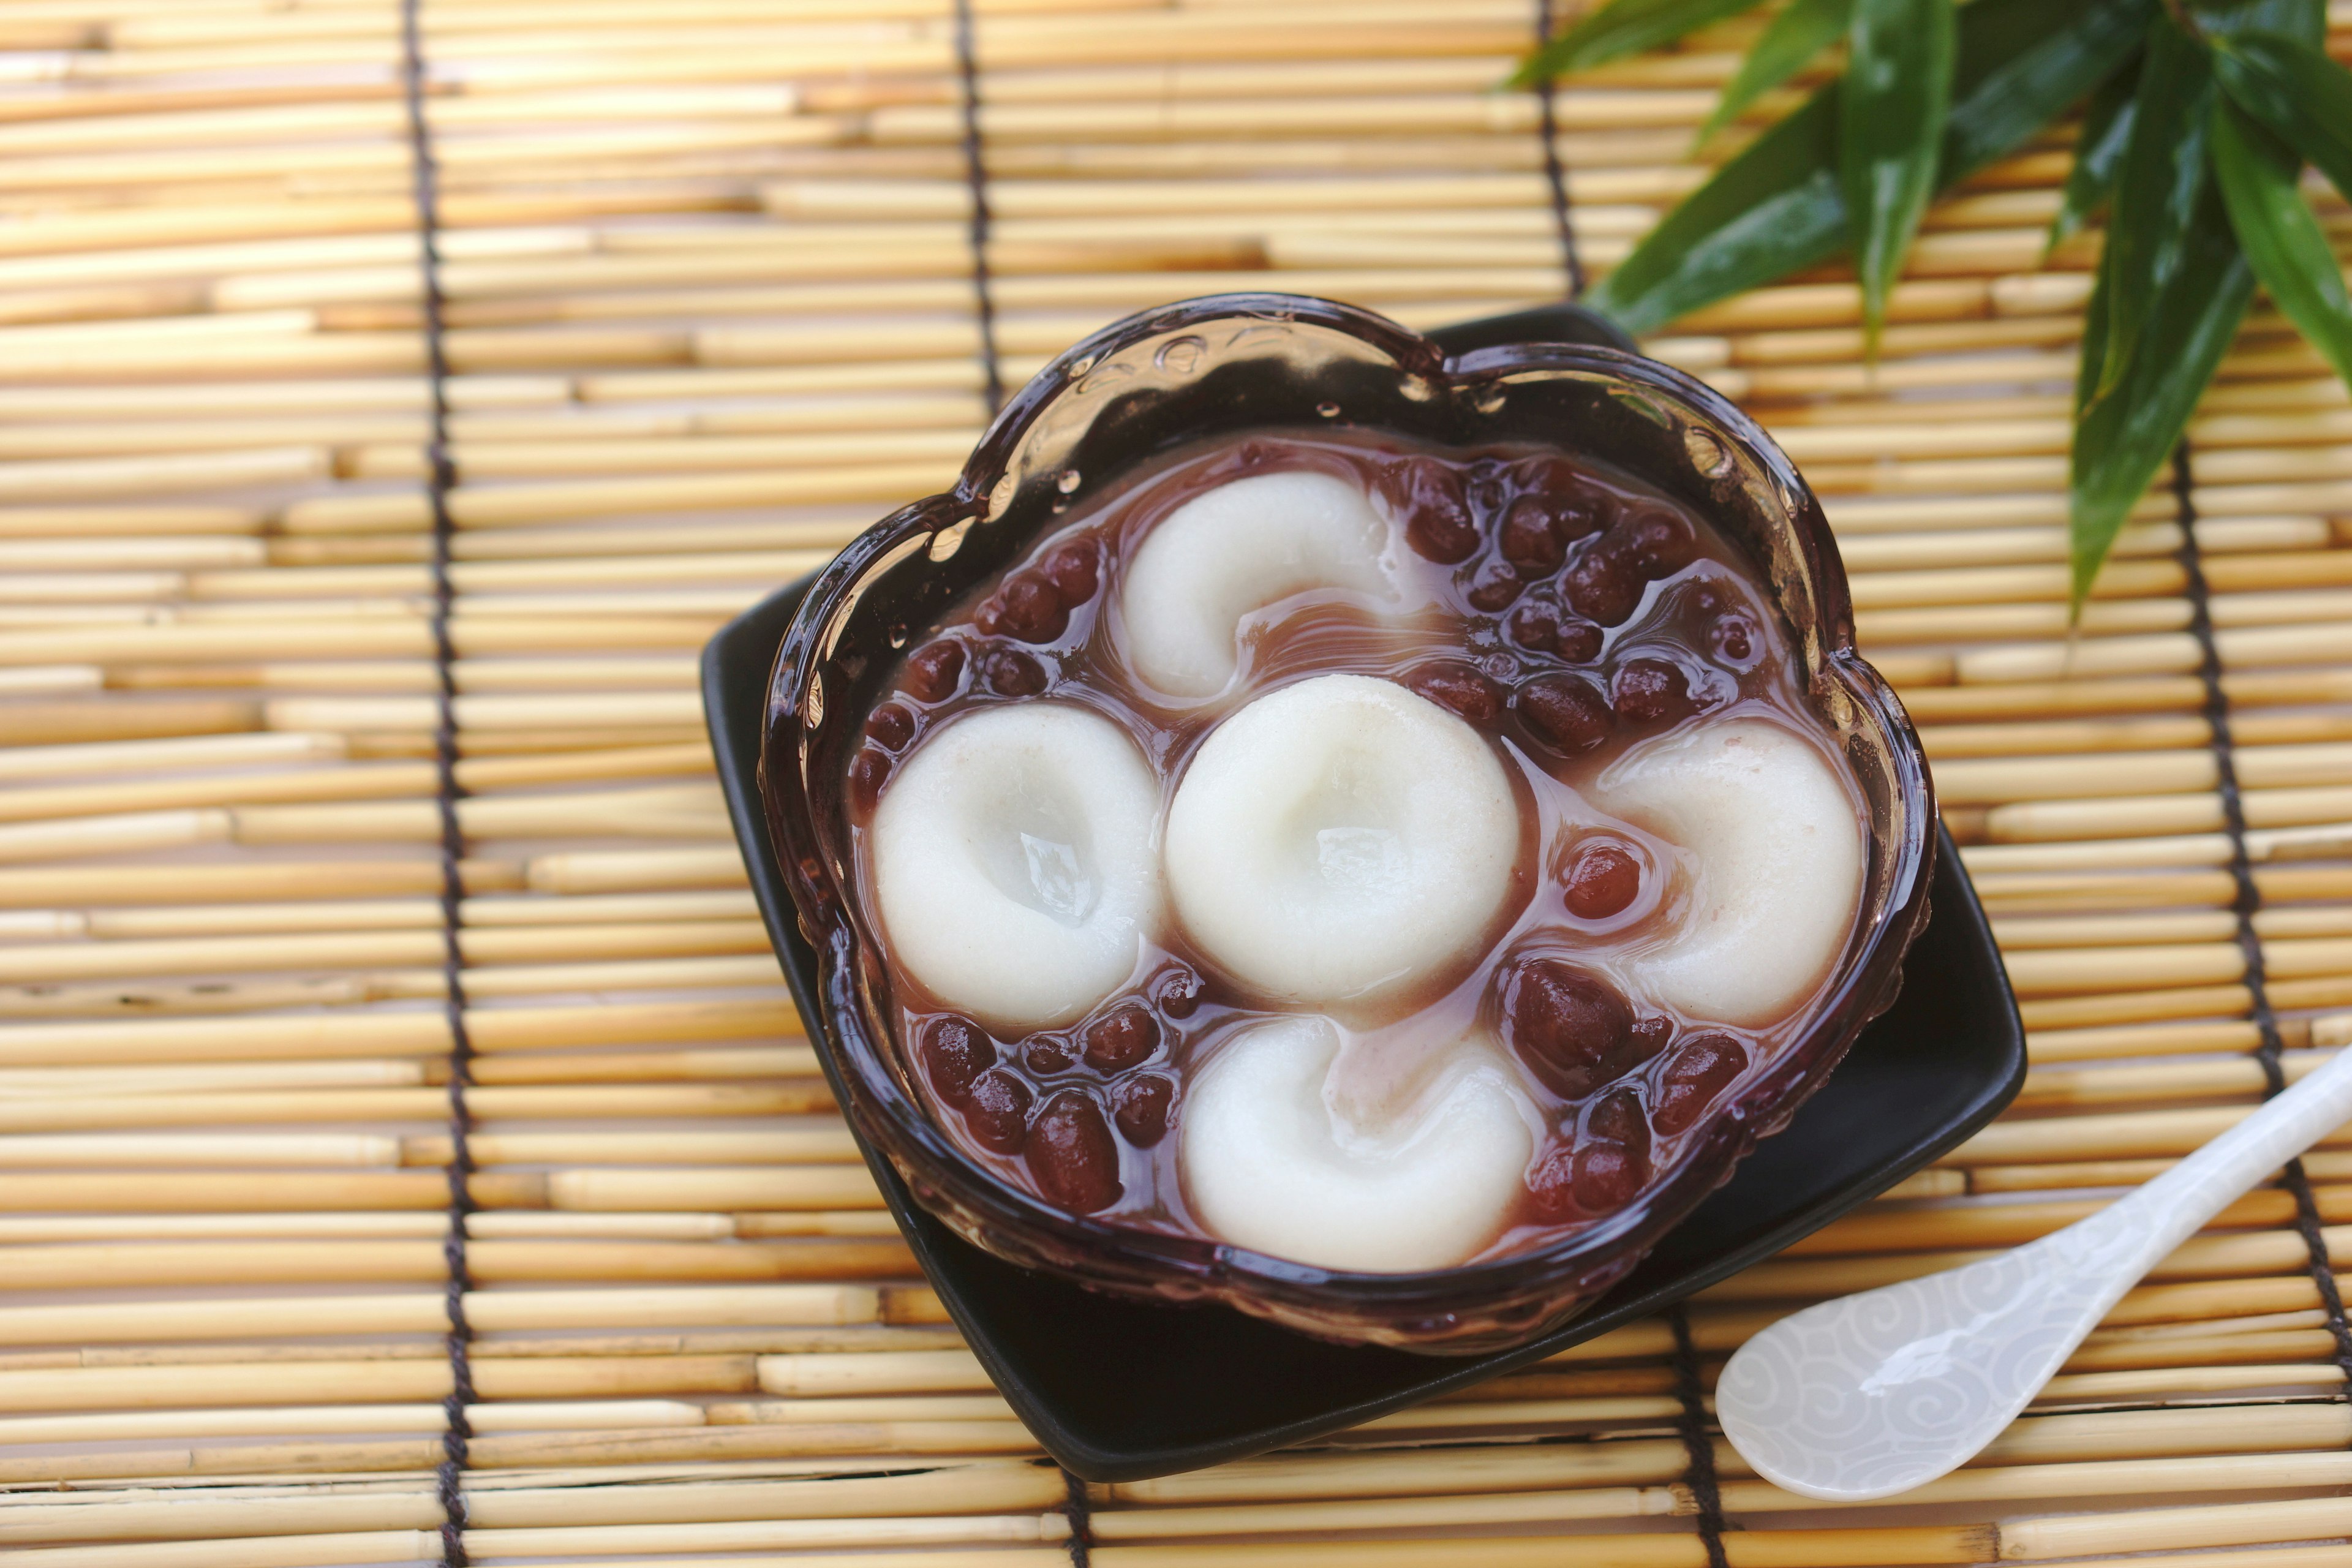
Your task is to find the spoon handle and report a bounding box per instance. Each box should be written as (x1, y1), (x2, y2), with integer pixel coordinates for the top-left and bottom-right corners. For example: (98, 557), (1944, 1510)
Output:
(2055, 1039), (2352, 1284)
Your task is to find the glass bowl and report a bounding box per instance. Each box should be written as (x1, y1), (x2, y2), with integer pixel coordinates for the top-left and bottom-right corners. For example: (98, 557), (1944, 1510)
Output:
(760, 293), (1936, 1352)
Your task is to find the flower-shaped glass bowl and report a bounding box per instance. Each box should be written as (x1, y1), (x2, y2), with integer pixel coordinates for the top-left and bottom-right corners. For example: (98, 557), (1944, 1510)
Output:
(761, 293), (1935, 1352)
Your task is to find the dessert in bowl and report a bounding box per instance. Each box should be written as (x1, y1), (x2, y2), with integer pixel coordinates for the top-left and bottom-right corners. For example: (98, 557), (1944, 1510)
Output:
(762, 295), (1933, 1352)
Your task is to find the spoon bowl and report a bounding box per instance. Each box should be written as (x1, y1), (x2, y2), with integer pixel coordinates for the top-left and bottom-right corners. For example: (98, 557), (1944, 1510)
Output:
(1718, 1039), (2352, 1501)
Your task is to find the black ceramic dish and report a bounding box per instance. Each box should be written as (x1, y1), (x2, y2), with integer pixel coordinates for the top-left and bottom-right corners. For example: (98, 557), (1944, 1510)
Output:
(703, 304), (2024, 1481)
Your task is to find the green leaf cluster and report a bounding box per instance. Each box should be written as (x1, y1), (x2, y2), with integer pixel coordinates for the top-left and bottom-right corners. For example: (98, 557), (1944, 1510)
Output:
(1522, 0), (2352, 614)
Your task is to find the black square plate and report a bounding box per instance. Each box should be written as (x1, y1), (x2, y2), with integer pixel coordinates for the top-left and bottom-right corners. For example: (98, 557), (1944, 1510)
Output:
(702, 306), (2024, 1481)
(704, 598), (2022, 1483)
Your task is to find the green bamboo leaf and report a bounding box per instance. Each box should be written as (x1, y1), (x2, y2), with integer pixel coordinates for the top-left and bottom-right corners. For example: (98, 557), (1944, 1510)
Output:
(1587, 94), (1848, 334)
(1940, 0), (2151, 172)
(1698, 0), (1852, 145)
(2210, 97), (2352, 386)
(1511, 0), (1766, 86)
(2091, 16), (2216, 400)
(1588, 0), (2152, 334)
(2046, 61), (2139, 253)
(2070, 151), (2253, 608)
(1841, 0), (1955, 349)
(2211, 31), (2352, 200)
(2074, 232), (2114, 418)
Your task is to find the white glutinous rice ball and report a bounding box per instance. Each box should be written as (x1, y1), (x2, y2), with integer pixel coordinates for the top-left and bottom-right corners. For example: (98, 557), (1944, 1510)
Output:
(1181, 1014), (1536, 1272)
(1120, 469), (1395, 700)
(1593, 717), (1864, 1027)
(1164, 673), (1522, 1005)
(871, 703), (1163, 1031)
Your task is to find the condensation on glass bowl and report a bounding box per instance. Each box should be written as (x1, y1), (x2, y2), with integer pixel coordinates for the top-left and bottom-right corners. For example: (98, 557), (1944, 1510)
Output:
(760, 292), (1935, 1354)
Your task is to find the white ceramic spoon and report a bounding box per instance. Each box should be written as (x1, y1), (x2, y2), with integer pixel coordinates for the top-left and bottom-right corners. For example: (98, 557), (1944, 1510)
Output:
(1718, 1039), (2352, 1501)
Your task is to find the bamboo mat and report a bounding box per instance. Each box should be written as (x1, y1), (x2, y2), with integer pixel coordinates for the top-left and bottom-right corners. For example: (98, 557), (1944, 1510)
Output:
(6, 0), (2352, 1562)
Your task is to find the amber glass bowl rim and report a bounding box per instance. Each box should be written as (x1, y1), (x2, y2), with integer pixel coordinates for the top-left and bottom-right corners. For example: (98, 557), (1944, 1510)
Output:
(761, 292), (1936, 1316)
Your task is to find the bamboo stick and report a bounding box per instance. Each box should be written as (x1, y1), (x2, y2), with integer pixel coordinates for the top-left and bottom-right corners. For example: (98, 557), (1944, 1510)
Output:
(0, 743), (710, 827)
(0, 919), (774, 984)
(758, 1351), (993, 1397)
(0, 1462), (1065, 1544)
(0, 729), (344, 784)
(2026, 1019), (2267, 1061)
(1, 1531), (440, 1568)
(0, 1001), (799, 1072)
(0, 616), (728, 666)
(1079, 1529), (1993, 1567)
(0, 1235), (914, 1289)
(1093, 1445), (2352, 1538)
(0, 1398), (701, 1447)
(0, 785), (732, 864)
(0, 1284), (885, 1351)
(0, 1420), (1040, 1485)
(20, 888), (754, 943)
(1951, 1102), (2352, 1165)
(0, 858), (528, 910)
(1787, 1185), (2350, 1256)
(0, 697), (262, 745)
(0, 1210), (823, 1242)
(0, 1079), (820, 1131)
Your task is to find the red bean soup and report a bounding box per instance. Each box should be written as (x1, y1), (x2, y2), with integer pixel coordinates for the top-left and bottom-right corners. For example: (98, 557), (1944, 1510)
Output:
(839, 431), (1869, 1275)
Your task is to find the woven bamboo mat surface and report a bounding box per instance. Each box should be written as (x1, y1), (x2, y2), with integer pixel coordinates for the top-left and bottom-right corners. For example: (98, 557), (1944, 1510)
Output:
(5, 0), (2352, 1561)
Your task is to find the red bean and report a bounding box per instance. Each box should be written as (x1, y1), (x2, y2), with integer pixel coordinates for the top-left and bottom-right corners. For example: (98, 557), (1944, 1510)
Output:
(1517, 674), (1613, 756)
(1151, 967), (1204, 1019)
(1084, 1004), (1160, 1072)
(1466, 562), (1524, 611)
(864, 702), (916, 751)
(1041, 538), (1100, 603)
(1507, 602), (1562, 652)
(1586, 1087), (1648, 1145)
(919, 1014), (994, 1106)
(1024, 1034), (1082, 1076)
(1407, 663), (1506, 726)
(1571, 1114), (1646, 1213)
(1499, 496), (1570, 574)
(1562, 842), (1641, 919)
(1111, 1072), (1175, 1146)
(846, 746), (891, 813)
(1526, 1142), (1580, 1223)
(1654, 1032), (1749, 1134)
(1624, 1015), (1673, 1070)
(980, 647), (1047, 696)
(978, 573), (1069, 643)
(1380, 456), (1481, 564)
(1563, 543), (1645, 627)
(1611, 657), (1695, 726)
(903, 639), (966, 703)
(1027, 1089), (1124, 1212)
(1554, 617), (1604, 663)
(1616, 508), (1698, 578)
(963, 1068), (1033, 1153)
(1502, 957), (1633, 1098)
(1510, 453), (1584, 495)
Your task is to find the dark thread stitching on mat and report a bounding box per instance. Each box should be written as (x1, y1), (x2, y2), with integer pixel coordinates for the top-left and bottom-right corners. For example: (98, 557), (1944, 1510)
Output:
(2173, 445), (2352, 1390)
(952, 0), (1005, 412)
(1060, 1467), (1093, 1566)
(399, 2), (476, 1559)
(1667, 1305), (1731, 1567)
(1531, 0), (1588, 300)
